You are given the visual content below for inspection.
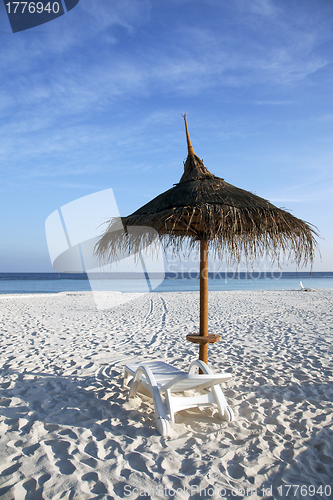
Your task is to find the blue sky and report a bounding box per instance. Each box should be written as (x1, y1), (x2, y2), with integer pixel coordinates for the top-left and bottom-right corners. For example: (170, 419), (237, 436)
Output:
(0, 0), (332, 272)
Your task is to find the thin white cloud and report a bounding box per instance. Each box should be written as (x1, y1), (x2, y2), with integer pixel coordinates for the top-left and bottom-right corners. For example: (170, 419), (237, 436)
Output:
(255, 100), (294, 105)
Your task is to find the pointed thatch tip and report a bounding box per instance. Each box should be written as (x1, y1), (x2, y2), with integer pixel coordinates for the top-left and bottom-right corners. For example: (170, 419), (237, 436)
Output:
(183, 114), (195, 156)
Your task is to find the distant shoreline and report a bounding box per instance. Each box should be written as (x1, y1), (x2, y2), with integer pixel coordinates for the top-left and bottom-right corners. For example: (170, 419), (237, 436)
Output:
(1, 271), (333, 280)
(1, 272), (333, 295)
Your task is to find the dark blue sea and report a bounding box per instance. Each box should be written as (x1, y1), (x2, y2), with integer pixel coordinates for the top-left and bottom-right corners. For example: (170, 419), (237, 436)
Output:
(0, 272), (333, 294)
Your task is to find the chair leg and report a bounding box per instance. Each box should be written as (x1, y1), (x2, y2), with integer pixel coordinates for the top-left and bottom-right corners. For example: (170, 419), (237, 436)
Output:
(165, 389), (175, 423)
(123, 368), (131, 388)
(225, 405), (234, 422)
(156, 417), (170, 436)
(213, 385), (234, 421)
(127, 365), (171, 436)
(189, 360), (234, 422)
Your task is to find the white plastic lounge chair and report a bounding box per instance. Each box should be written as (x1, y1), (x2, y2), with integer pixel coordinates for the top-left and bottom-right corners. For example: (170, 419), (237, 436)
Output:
(299, 281), (311, 292)
(123, 360), (234, 436)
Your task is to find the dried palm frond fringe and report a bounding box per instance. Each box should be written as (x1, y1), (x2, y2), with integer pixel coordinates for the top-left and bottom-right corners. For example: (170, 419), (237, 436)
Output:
(95, 203), (318, 268)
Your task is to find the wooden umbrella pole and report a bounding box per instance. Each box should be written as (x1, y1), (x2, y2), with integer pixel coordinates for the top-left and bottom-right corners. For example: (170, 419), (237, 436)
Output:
(186, 239), (220, 368)
(199, 239), (209, 364)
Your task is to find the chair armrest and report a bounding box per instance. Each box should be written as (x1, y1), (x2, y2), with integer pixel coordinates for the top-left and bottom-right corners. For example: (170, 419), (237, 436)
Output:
(128, 365), (156, 398)
(189, 359), (213, 375)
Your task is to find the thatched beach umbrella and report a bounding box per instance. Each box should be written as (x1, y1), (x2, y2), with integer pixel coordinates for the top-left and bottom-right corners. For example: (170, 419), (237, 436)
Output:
(96, 116), (317, 365)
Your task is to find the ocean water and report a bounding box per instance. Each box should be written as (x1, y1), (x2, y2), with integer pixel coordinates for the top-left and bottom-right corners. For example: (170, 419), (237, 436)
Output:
(0, 272), (333, 294)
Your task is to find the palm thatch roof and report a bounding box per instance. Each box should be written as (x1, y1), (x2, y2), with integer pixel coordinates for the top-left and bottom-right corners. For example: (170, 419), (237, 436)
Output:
(95, 116), (318, 266)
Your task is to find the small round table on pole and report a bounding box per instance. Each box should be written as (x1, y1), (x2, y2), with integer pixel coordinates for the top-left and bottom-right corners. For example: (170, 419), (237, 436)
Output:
(186, 334), (221, 345)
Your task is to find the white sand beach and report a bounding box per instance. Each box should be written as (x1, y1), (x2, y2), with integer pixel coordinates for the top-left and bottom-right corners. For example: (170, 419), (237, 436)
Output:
(0, 289), (332, 500)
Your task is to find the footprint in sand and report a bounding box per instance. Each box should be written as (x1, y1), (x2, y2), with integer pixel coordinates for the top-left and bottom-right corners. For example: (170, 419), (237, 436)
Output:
(22, 443), (40, 456)
(58, 428), (78, 440)
(104, 439), (123, 460)
(1, 461), (21, 476)
(120, 468), (132, 480)
(180, 457), (199, 475)
(22, 473), (51, 500)
(91, 424), (106, 442)
(4, 418), (20, 432)
(56, 458), (76, 475)
(126, 452), (150, 474)
(23, 478), (43, 500)
(45, 439), (76, 475)
(84, 440), (99, 459)
(45, 439), (71, 456)
(227, 463), (245, 480)
(0, 484), (14, 497)
(43, 423), (60, 432)
(81, 471), (108, 495)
